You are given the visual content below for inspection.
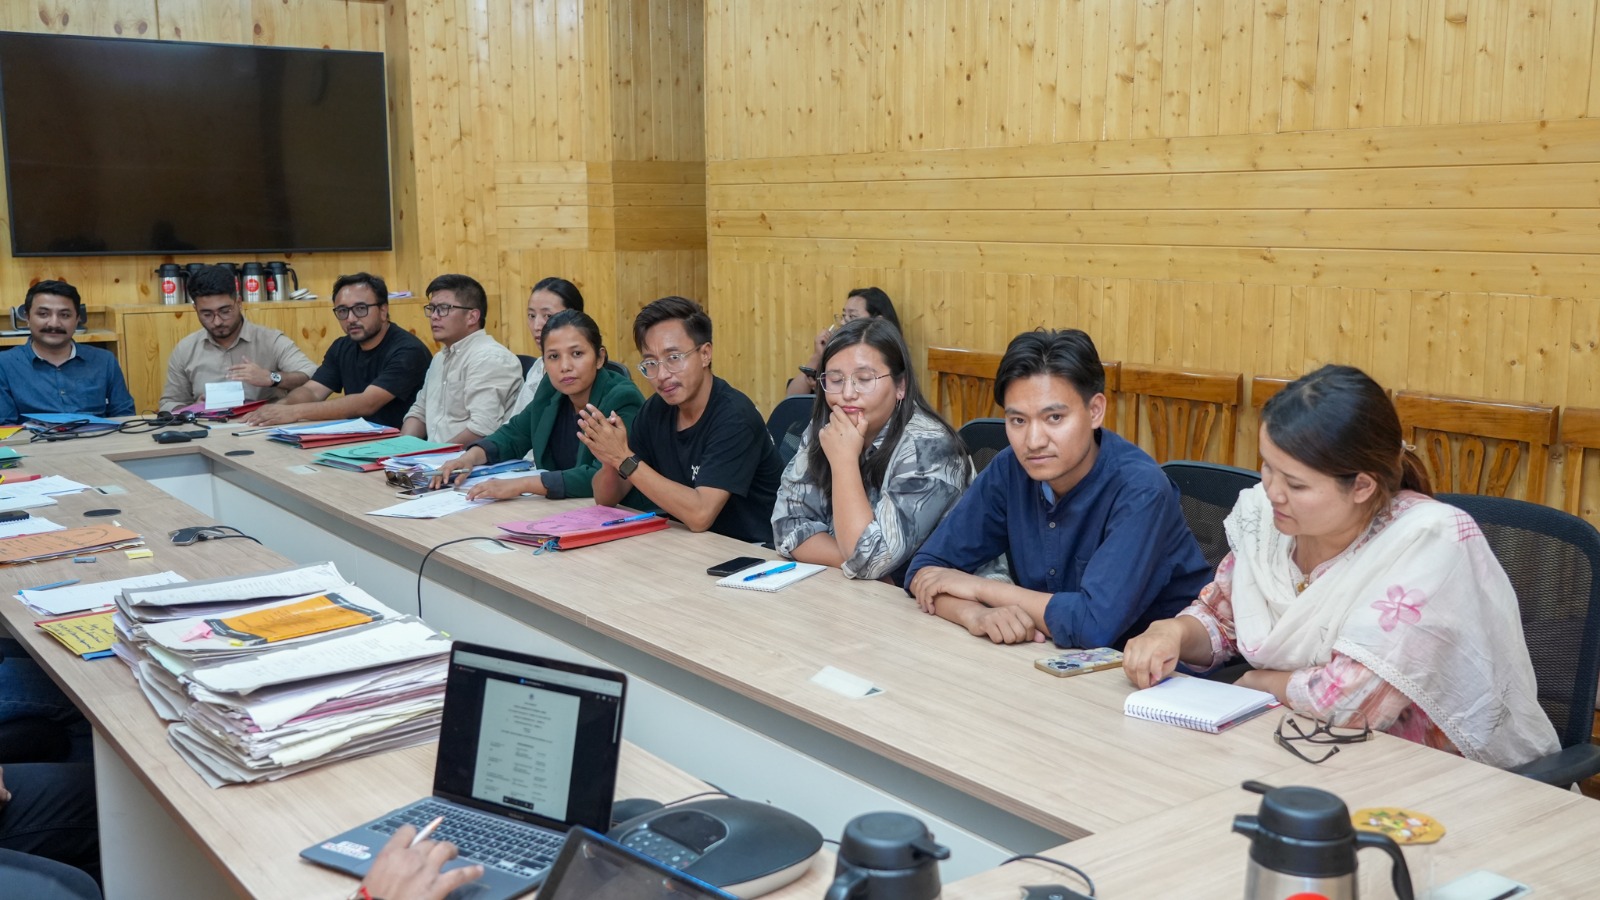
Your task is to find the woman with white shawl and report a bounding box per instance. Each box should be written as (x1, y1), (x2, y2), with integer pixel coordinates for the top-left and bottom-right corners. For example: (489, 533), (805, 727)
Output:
(1123, 365), (1558, 769)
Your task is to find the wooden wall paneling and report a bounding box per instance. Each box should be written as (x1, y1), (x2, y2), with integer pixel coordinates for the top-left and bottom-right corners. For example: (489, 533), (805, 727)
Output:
(1547, 0), (1596, 119)
(1160, 0), (1193, 139)
(1501, 0), (1552, 123)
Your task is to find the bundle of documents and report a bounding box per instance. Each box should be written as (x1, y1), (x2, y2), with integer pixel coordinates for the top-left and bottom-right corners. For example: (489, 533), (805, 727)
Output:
(0, 474), (92, 499)
(110, 561), (451, 788)
(0, 524), (143, 565)
(379, 452), (532, 489)
(172, 398), (268, 421)
(21, 412), (121, 435)
(266, 418), (399, 449)
(497, 506), (669, 550)
(313, 435), (460, 472)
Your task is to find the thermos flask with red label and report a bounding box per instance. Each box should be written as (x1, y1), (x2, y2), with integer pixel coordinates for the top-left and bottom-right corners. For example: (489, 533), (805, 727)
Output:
(240, 262), (266, 303)
(155, 263), (187, 306)
(264, 261), (298, 302)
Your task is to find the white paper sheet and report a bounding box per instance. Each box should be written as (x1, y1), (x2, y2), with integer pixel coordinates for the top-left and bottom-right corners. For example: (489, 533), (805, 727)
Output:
(20, 570), (186, 617)
(0, 496), (56, 513)
(367, 491), (493, 519)
(0, 515), (65, 539)
(273, 418), (387, 436)
(187, 620), (449, 694)
(203, 381), (246, 411)
(0, 475), (92, 499)
(121, 562), (348, 608)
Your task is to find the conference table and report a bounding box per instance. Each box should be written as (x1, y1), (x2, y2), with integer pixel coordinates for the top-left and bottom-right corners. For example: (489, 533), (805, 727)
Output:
(2, 424), (1597, 899)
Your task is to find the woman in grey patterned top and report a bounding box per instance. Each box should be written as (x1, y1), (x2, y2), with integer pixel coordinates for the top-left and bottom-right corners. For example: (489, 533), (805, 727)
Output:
(772, 319), (971, 583)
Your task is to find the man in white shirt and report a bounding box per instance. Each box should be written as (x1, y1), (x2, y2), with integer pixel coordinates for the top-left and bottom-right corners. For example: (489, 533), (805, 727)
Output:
(158, 265), (317, 412)
(400, 274), (522, 445)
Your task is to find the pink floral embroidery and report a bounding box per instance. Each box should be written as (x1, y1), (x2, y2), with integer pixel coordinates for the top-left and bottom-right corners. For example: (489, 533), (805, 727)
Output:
(1313, 666), (1346, 707)
(1372, 585), (1427, 632)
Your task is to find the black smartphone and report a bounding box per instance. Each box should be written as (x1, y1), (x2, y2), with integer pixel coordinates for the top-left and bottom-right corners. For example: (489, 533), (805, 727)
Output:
(707, 556), (766, 577)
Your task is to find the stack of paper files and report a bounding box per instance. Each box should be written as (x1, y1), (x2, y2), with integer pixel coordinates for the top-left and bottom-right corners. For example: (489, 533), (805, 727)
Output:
(21, 413), (121, 435)
(0, 524), (143, 565)
(380, 452), (533, 489)
(172, 399), (268, 421)
(0, 474), (92, 500)
(110, 561), (451, 788)
(16, 570), (185, 617)
(313, 435), (460, 472)
(266, 419), (399, 449)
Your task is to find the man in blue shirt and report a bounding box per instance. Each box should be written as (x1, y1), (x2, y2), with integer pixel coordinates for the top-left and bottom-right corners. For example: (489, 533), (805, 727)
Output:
(0, 280), (134, 424)
(906, 329), (1210, 649)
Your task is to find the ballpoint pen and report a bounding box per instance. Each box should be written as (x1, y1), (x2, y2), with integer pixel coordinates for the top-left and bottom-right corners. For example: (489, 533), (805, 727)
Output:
(344, 816), (445, 900)
(601, 512), (658, 527)
(743, 562), (797, 582)
(25, 579), (80, 591)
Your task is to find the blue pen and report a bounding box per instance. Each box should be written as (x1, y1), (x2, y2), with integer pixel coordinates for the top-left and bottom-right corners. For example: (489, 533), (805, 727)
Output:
(601, 512), (658, 527)
(25, 579), (79, 591)
(743, 562), (796, 582)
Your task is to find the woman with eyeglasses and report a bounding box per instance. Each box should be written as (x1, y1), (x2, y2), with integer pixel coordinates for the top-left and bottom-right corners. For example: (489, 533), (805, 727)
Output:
(433, 310), (643, 500)
(1122, 365), (1557, 768)
(772, 318), (970, 583)
(786, 287), (903, 397)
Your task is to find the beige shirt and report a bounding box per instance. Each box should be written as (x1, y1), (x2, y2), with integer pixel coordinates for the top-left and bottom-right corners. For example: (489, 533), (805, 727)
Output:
(159, 319), (317, 411)
(404, 328), (523, 441)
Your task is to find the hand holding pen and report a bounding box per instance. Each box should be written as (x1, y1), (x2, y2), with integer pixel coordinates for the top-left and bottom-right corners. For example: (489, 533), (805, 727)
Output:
(351, 817), (482, 900)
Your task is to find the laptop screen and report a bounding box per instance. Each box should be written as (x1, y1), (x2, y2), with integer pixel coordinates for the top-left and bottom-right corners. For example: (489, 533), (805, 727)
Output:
(434, 644), (627, 831)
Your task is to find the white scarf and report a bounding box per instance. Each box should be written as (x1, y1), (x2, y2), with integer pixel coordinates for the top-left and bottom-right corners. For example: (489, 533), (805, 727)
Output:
(1224, 485), (1559, 769)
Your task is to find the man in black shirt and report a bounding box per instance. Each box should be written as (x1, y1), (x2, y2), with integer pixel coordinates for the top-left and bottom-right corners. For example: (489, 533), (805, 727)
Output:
(579, 296), (781, 543)
(243, 273), (431, 429)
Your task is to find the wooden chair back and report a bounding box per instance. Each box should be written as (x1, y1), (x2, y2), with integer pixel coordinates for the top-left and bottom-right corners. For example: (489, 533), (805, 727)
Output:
(1250, 375), (1293, 413)
(1119, 364), (1243, 465)
(926, 346), (1120, 431)
(1392, 391), (1557, 502)
(1559, 407), (1600, 517)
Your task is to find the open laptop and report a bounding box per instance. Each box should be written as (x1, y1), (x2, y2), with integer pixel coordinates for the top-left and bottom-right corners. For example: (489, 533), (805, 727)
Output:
(301, 642), (629, 900)
(542, 826), (736, 900)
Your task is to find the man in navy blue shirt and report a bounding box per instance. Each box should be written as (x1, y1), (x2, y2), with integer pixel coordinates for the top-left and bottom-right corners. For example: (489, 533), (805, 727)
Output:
(906, 329), (1210, 649)
(0, 280), (134, 424)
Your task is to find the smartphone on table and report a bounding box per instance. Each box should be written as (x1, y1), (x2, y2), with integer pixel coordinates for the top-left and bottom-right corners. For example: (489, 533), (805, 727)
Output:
(1035, 648), (1124, 677)
(707, 556), (767, 577)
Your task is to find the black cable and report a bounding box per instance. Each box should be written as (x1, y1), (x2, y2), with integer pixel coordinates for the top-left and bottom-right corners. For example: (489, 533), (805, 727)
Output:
(198, 533), (262, 546)
(416, 536), (511, 622)
(664, 789), (737, 806)
(1000, 854), (1096, 898)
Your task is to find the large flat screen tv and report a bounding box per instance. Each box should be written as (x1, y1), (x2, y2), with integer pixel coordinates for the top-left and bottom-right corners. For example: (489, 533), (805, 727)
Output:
(0, 32), (391, 256)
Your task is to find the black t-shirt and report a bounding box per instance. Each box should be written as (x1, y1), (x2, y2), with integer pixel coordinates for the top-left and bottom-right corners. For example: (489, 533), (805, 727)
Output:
(310, 323), (432, 429)
(631, 376), (782, 544)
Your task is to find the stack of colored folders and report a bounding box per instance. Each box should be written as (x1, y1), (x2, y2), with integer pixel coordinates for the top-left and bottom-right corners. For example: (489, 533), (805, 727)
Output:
(313, 435), (460, 473)
(266, 418), (398, 449)
(110, 561), (451, 788)
(379, 452), (533, 490)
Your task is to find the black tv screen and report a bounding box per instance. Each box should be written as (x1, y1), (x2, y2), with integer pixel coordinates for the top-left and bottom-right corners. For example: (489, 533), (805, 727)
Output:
(0, 32), (391, 256)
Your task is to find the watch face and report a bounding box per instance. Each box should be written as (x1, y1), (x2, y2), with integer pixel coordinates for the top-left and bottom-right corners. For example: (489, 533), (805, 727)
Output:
(270, 372), (281, 384)
(619, 455), (639, 479)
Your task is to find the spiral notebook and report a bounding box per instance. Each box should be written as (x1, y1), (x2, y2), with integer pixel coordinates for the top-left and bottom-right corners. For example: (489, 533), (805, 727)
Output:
(1123, 676), (1279, 734)
(716, 561), (825, 593)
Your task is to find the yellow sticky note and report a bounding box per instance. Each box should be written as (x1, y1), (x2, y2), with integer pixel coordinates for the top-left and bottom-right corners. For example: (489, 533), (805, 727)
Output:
(37, 611), (115, 657)
(125, 549), (154, 560)
(0, 425), (22, 440)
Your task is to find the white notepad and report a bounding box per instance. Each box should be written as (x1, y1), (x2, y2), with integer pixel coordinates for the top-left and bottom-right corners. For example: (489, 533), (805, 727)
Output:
(716, 561), (825, 592)
(1123, 676), (1279, 734)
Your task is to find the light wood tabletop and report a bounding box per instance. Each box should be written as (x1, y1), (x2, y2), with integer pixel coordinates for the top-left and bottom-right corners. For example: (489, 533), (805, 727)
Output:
(0, 444), (832, 899)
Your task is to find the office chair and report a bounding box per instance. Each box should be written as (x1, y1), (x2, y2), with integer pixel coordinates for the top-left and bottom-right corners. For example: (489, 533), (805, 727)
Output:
(1435, 494), (1600, 786)
(957, 418), (1007, 475)
(517, 354), (537, 378)
(1161, 460), (1262, 570)
(766, 396), (815, 466)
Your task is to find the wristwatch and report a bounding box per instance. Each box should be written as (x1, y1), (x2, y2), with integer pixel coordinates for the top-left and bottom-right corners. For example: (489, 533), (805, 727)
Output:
(269, 371), (282, 386)
(618, 454), (641, 480)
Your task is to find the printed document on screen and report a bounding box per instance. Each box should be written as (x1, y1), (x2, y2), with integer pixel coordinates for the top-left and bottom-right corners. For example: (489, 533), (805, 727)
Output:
(472, 680), (578, 821)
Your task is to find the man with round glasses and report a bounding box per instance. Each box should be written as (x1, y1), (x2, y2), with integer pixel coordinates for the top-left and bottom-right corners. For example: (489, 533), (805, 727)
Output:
(157, 264), (316, 412)
(244, 272), (431, 429)
(580, 295), (781, 544)
(399, 274), (521, 445)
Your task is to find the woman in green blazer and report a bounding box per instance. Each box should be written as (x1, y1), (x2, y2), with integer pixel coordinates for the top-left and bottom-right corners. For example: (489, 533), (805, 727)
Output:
(438, 310), (644, 500)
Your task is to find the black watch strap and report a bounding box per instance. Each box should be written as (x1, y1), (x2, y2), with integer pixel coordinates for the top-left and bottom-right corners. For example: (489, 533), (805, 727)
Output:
(798, 365), (819, 380)
(618, 454), (641, 480)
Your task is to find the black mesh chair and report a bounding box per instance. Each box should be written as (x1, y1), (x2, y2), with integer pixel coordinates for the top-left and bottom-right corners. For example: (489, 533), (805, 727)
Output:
(957, 418), (1007, 475)
(1438, 493), (1600, 785)
(1161, 460), (1261, 570)
(766, 395), (815, 466)
(517, 354), (537, 378)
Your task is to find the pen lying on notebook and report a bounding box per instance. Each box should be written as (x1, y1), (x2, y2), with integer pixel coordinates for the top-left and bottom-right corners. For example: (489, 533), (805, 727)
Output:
(743, 562), (797, 582)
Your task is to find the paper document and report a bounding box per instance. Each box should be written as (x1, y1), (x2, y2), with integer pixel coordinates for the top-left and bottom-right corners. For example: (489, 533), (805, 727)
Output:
(121, 562), (348, 608)
(187, 619), (450, 694)
(0, 516), (65, 539)
(204, 381), (246, 411)
(274, 418), (387, 436)
(141, 587), (398, 652)
(0, 475), (92, 499)
(38, 610), (116, 657)
(19, 570), (185, 617)
(368, 491), (493, 519)
(0, 496), (55, 513)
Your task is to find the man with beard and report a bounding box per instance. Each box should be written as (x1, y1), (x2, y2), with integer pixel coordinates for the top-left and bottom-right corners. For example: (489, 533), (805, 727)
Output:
(242, 272), (431, 429)
(0, 280), (133, 424)
(157, 265), (316, 412)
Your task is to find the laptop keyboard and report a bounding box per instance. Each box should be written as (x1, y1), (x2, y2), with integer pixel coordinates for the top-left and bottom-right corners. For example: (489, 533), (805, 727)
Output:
(375, 799), (564, 878)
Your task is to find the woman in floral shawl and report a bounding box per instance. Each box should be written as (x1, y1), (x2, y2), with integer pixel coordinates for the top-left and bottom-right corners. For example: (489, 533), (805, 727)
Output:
(1123, 365), (1557, 768)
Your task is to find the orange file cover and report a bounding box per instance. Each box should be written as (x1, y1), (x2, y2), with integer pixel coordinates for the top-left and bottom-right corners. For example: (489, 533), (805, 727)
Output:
(496, 507), (669, 550)
(0, 524), (144, 565)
